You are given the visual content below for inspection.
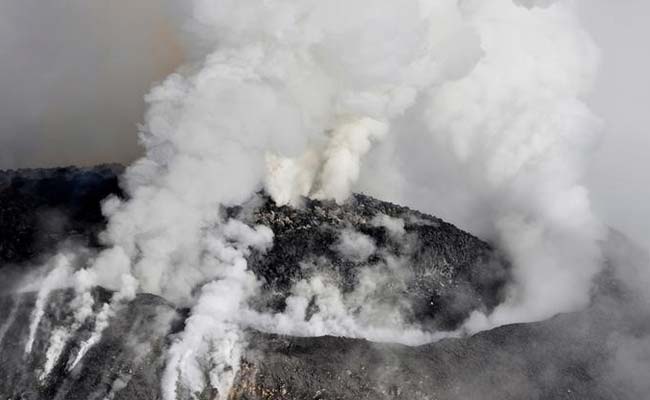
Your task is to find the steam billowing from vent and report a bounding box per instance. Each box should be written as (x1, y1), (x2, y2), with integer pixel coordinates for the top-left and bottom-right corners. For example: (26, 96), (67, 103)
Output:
(21, 0), (607, 398)
(421, 0), (605, 330)
(266, 117), (389, 205)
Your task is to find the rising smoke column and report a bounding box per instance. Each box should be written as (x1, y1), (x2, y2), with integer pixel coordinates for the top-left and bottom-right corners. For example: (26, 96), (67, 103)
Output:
(424, 0), (605, 329)
(103, 2), (475, 397)
(83, 2), (478, 397)
(24, 255), (73, 355)
(351, 0), (605, 330)
(25, 0), (607, 398)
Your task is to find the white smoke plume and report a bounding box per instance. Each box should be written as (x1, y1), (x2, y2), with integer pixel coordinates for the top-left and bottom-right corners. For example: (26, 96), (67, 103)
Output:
(333, 229), (377, 263)
(242, 255), (455, 346)
(18, 0), (610, 398)
(357, 0), (605, 330)
(59, 1), (480, 395)
(68, 303), (113, 371)
(371, 214), (407, 240)
(24, 255), (73, 355)
(266, 117), (389, 205)
(161, 220), (272, 399)
(40, 267), (100, 380)
(41, 328), (71, 380)
(428, 0), (604, 330)
(0, 297), (21, 347)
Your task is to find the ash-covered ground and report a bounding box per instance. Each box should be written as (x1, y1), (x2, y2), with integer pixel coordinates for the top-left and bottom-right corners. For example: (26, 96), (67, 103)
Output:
(1, 166), (649, 400)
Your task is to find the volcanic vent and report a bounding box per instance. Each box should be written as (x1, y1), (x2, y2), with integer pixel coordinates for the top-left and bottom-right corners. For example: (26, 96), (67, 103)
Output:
(1, 167), (647, 400)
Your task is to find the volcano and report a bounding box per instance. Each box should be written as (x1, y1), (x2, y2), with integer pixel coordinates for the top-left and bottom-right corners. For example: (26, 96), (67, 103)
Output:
(0, 166), (647, 400)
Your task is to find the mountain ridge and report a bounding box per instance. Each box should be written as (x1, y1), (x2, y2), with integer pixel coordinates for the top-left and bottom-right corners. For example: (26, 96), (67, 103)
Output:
(0, 165), (647, 400)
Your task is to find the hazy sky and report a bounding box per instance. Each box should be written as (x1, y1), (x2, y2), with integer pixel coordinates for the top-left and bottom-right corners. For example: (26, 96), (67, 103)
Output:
(577, 0), (650, 251)
(0, 0), (182, 168)
(0, 0), (647, 249)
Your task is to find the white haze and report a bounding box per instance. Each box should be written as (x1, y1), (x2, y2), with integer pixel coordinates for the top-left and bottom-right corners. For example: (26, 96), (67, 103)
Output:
(4, 0), (649, 399)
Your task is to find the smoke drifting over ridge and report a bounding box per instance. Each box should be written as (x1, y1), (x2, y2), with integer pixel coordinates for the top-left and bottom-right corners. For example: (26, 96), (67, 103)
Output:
(4, 0), (649, 399)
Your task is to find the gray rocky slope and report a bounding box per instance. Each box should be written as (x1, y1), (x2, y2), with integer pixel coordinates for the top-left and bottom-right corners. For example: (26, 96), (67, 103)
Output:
(0, 166), (648, 399)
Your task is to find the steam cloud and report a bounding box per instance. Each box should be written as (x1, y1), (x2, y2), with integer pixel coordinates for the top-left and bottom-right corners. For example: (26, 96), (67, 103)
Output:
(12, 0), (622, 398)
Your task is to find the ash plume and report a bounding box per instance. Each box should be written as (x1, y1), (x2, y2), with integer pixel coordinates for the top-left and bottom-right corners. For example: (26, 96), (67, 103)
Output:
(6, 0), (638, 399)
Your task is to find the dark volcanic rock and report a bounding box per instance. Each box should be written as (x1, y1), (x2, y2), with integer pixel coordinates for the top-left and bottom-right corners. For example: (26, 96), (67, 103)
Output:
(0, 165), (124, 266)
(0, 290), (176, 400)
(0, 287), (642, 400)
(234, 311), (617, 400)
(232, 279), (650, 400)
(239, 193), (510, 330)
